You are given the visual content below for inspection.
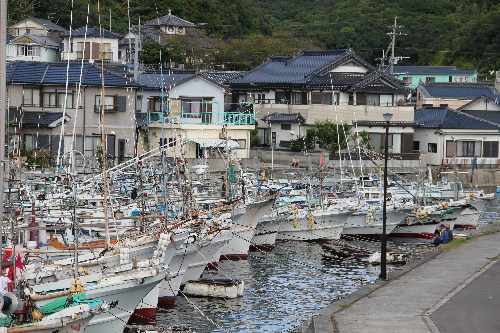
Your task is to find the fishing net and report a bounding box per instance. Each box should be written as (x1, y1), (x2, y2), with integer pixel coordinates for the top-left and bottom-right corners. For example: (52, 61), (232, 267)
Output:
(39, 293), (102, 315)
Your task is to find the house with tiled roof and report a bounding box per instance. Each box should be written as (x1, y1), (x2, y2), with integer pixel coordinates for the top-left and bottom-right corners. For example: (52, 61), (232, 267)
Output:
(143, 9), (196, 35)
(231, 49), (415, 157)
(416, 82), (498, 109)
(134, 70), (252, 158)
(414, 107), (500, 166)
(393, 66), (477, 89)
(6, 61), (139, 166)
(7, 17), (67, 62)
(61, 27), (123, 63)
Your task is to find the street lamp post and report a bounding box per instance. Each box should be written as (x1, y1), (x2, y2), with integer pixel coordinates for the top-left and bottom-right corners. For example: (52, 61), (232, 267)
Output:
(380, 112), (393, 280)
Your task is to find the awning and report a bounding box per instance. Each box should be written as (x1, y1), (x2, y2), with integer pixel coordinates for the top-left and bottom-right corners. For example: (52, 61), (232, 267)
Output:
(189, 138), (239, 149)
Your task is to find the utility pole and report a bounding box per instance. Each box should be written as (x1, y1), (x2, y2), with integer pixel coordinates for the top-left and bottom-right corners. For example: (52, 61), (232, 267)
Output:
(385, 17), (408, 74)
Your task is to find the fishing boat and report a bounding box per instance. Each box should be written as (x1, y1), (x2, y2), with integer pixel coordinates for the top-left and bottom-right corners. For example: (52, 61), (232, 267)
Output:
(276, 209), (346, 241)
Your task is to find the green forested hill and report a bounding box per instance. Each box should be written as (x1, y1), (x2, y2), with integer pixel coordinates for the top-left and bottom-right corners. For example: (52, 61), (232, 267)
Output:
(7, 0), (500, 76)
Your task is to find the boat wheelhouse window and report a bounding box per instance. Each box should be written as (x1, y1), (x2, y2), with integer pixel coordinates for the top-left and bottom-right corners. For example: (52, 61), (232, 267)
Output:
(482, 141), (498, 158)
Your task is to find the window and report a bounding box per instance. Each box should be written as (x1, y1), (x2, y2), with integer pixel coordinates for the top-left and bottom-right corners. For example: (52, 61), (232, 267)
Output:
(482, 141), (498, 158)
(449, 76), (453, 83)
(311, 92), (335, 105)
(281, 124), (291, 131)
(428, 143), (437, 153)
(136, 95), (142, 112)
(95, 95), (116, 112)
(459, 141), (477, 157)
(275, 91), (290, 104)
(17, 45), (40, 57)
(413, 141), (420, 151)
(42, 90), (74, 108)
(425, 77), (435, 83)
(380, 94), (394, 107)
(148, 97), (162, 113)
(181, 97), (213, 122)
(291, 92), (307, 105)
(252, 93), (266, 104)
(446, 140), (457, 157)
(366, 94), (380, 106)
(22, 88), (40, 106)
(236, 139), (247, 149)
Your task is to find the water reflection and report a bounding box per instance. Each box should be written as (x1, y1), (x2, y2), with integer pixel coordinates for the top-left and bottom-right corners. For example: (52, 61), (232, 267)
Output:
(158, 241), (378, 333)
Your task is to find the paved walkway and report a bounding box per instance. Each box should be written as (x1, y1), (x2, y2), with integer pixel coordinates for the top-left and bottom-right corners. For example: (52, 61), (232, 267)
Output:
(333, 232), (500, 333)
(432, 260), (500, 333)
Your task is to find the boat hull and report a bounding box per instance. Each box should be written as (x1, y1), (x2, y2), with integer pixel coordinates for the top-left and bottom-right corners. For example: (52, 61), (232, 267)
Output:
(391, 223), (438, 239)
(277, 211), (346, 241)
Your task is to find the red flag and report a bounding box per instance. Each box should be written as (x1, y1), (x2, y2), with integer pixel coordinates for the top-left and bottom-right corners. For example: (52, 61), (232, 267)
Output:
(319, 152), (326, 169)
(15, 254), (24, 270)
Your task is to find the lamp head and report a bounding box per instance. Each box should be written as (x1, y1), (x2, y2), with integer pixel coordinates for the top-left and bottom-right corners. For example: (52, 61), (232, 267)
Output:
(383, 112), (393, 122)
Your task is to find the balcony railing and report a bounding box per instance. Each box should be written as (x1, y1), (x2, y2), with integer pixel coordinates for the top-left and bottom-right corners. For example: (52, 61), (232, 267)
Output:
(331, 152), (420, 160)
(223, 112), (255, 125)
(144, 111), (255, 126)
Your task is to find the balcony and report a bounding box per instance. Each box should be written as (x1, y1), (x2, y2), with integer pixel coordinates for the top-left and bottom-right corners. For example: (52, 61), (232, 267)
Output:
(144, 110), (255, 127)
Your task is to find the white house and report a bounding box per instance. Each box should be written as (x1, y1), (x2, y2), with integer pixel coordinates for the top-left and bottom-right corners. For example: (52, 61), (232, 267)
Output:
(414, 107), (500, 167)
(7, 34), (60, 62)
(61, 27), (122, 63)
(7, 17), (66, 62)
(136, 71), (254, 158)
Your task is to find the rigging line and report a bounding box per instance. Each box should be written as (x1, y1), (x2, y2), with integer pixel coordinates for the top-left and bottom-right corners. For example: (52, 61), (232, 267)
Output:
(329, 72), (343, 185)
(56, 0), (75, 169)
(178, 289), (225, 330)
(97, 0), (111, 249)
(340, 120), (356, 184)
(70, 1), (91, 172)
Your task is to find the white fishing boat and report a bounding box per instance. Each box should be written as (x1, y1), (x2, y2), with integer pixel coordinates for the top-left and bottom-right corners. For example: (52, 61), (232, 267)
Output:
(342, 208), (407, 236)
(391, 221), (439, 239)
(29, 268), (166, 333)
(129, 285), (159, 325)
(276, 209), (346, 241)
(250, 215), (283, 251)
(453, 205), (480, 229)
(157, 269), (187, 308)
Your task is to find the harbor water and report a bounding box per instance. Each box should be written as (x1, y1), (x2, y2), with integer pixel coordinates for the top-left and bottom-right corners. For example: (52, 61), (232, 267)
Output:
(158, 198), (500, 333)
(159, 240), (379, 332)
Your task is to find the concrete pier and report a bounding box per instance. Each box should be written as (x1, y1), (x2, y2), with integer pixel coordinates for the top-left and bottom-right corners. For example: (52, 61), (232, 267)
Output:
(299, 228), (500, 333)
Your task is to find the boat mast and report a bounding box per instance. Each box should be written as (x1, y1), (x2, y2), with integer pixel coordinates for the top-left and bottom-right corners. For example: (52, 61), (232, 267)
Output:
(0, 0), (7, 272)
(97, 0), (111, 249)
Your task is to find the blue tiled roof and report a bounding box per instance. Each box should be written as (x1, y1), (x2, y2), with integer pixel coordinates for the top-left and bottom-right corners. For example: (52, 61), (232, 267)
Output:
(462, 110), (500, 126)
(7, 61), (136, 87)
(68, 27), (122, 39)
(232, 50), (350, 86)
(137, 73), (195, 89)
(393, 66), (476, 76)
(419, 83), (496, 99)
(415, 107), (498, 129)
